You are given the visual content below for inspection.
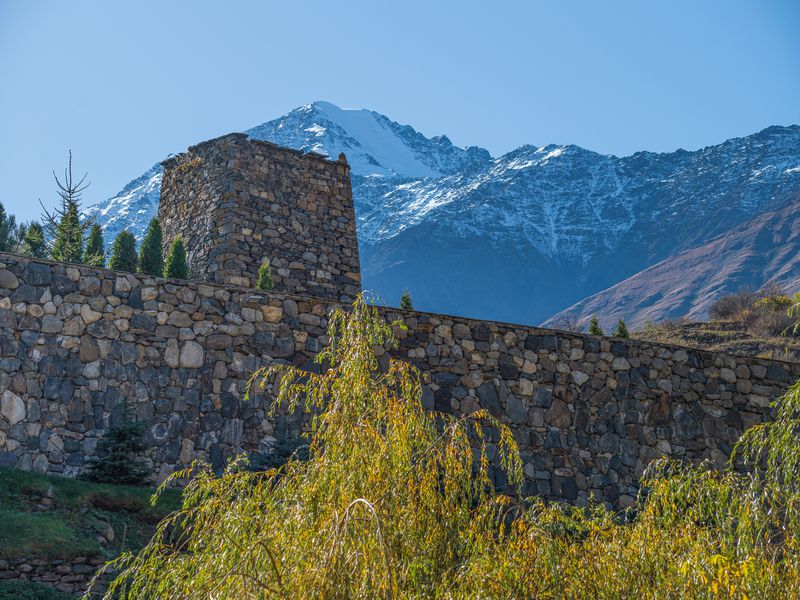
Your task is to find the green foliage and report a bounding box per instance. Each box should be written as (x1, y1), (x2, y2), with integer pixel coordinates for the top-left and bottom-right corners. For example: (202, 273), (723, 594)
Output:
(0, 581), (75, 600)
(0, 201), (17, 252)
(138, 218), (163, 277)
(612, 319), (629, 338)
(400, 289), (414, 310)
(49, 200), (84, 263)
(19, 222), (47, 258)
(588, 314), (604, 335)
(255, 260), (272, 291)
(0, 467), (179, 562)
(109, 230), (138, 273)
(83, 223), (105, 267)
(164, 237), (188, 279)
(84, 411), (151, 486)
(98, 295), (800, 598)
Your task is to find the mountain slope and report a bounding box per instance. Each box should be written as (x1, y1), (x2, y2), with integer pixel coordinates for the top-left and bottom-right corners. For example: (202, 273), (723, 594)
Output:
(545, 197), (800, 330)
(85, 102), (800, 326)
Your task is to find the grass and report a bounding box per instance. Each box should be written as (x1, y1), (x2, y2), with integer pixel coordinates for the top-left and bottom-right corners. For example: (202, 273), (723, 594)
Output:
(0, 468), (180, 561)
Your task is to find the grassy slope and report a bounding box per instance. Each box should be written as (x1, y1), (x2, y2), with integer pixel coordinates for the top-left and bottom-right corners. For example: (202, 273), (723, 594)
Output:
(0, 468), (180, 560)
(633, 319), (800, 362)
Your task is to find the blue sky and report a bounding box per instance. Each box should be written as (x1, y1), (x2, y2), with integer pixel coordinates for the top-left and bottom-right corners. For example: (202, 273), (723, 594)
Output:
(1, 0), (799, 221)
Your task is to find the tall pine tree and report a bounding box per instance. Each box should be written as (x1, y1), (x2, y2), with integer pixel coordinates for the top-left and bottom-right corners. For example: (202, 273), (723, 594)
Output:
(41, 151), (93, 263)
(138, 218), (164, 276)
(0, 202), (17, 252)
(83, 223), (105, 267)
(109, 230), (138, 272)
(164, 237), (188, 279)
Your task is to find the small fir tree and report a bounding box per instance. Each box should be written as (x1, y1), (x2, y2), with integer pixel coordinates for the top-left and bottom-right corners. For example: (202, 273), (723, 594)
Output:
(588, 315), (604, 336)
(164, 237), (188, 279)
(19, 222), (47, 258)
(138, 218), (164, 276)
(109, 230), (138, 272)
(612, 319), (630, 338)
(83, 223), (105, 267)
(256, 260), (272, 290)
(84, 405), (150, 486)
(400, 289), (414, 310)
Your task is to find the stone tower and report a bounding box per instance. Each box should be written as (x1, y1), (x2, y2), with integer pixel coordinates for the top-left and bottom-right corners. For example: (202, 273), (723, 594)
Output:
(159, 133), (361, 301)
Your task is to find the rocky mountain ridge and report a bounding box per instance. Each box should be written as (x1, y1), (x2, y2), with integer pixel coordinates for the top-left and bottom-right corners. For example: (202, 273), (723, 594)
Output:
(85, 102), (800, 326)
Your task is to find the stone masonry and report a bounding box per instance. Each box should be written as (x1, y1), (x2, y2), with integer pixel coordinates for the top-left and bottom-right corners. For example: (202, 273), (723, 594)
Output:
(1, 253), (798, 508)
(159, 133), (361, 300)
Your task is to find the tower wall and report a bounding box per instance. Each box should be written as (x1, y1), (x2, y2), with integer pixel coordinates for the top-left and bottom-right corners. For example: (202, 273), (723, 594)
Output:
(159, 133), (361, 300)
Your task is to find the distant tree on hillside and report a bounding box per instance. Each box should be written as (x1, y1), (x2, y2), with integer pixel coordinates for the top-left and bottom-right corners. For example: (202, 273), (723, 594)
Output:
(588, 315), (604, 336)
(42, 151), (93, 263)
(138, 218), (164, 276)
(612, 319), (629, 338)
(400, 290), (414, 310)
(83, 223), (105, 267)
(164, 237), (188, 279)
(256, 260), (272, 290)
(109, 230), (138, 272)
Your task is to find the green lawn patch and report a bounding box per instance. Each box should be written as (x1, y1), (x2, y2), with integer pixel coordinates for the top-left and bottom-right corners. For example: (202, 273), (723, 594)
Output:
(0, 467), (180, 561)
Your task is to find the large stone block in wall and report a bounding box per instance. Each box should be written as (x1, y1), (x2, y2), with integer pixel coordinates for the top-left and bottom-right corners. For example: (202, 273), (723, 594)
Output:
(159, 133), (361, 301)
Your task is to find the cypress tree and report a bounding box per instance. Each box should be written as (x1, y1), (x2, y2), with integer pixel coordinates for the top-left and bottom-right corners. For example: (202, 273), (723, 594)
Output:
(164, 237), (188, 279)
(19, 222), (47, 258)
(256, 260), (272, 290)
(612, 319), (630, 338)
(588, 315), (604, 336)
(400, 290), (414, 310)
(109, 230), (138, 272)
(83, 223), (105, 267)
(50, 200), (84, 262)
(138, 218), (164, 276)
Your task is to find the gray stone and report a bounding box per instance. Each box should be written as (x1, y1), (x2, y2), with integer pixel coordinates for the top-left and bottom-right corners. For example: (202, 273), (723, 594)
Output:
(1, 390), (26, 424)
(179, 341), (204, 368)
(0, 269), (19, 289)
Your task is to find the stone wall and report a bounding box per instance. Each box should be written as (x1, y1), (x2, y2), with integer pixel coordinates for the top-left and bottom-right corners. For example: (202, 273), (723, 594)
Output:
(0, 556), (107, 596)
(1, 253), (799, 506)
(159, 133), (361, 301)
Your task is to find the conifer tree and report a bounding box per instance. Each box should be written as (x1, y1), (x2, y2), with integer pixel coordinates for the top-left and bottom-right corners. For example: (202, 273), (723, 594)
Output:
(109, 230), (138, 272)
(164, 237), (188, 279)
(84, 403), (150, 486)
(612, 319), (630, 338)
(83, 223), (105, 267)
(138, 218), (164, 276)
(0, 202), (17, 252)
(19, 222), (47, 258)
(400, 289), (414, 310)
(41, 150), (93, 263)
(588, 315), (604, 336)
(256, 260), (272, 290)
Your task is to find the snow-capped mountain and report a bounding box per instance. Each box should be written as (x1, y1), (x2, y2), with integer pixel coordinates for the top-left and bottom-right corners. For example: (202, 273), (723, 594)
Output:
(85, 102), (800, 326)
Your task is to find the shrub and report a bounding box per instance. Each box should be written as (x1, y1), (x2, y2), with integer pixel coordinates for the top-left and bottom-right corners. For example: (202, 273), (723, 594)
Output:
(164, 237), (188, 279)
(83, 223), (105, 267)
(709, 287), (758, 320)
(256, 260), (272, 291)
(109, 230), (138, 273)
(138, 218), (163, 277)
